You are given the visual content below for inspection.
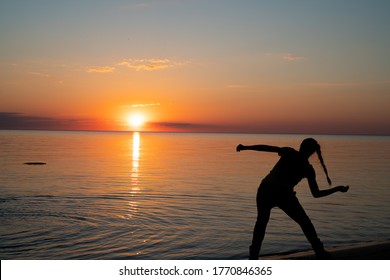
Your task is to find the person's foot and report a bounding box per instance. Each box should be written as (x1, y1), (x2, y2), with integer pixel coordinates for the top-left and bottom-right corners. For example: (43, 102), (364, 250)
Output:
(249, 245), (259, 260)
(315, 250), (332, 260)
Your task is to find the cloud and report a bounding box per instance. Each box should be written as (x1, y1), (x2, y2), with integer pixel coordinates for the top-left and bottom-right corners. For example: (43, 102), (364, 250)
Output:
(119, 103), (161, 109)
(0, 112), (60, 130)
(28, 71), (50, 78)
(0, 112), (219, 133)
(283, 53), (305, 61)
(85, 58), (187, 74)
(149, 121), (218, 132)
(131, 103), (161, 108)
(87, 66), (115, 73)
(118, 58), (183, 71)
(0, 112), (104, 131)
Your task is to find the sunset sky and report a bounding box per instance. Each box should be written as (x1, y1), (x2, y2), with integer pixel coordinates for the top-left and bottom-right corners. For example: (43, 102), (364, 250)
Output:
(1, 0), (389, 135)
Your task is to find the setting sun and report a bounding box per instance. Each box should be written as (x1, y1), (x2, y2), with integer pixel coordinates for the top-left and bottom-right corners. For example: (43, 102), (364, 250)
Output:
(128, 113), (145, 129)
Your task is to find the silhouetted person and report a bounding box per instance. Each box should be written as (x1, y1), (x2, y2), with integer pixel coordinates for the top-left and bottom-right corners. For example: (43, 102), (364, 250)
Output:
(236, 138), (349, 259)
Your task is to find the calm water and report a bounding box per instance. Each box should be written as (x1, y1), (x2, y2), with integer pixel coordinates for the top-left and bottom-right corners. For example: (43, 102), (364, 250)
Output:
(0, 130), (389, 259)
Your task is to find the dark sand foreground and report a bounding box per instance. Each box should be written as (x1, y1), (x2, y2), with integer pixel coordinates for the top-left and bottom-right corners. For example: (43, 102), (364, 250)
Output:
(262, 240), (390, 260)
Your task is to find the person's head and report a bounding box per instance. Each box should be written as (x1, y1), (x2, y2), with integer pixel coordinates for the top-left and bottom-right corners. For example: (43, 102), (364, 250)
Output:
(300, 138), (332, 186)
(299, 138), (319, 157)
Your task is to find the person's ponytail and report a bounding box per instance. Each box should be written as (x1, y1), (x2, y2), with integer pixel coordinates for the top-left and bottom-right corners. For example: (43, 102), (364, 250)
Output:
(316, 146), (332, 186)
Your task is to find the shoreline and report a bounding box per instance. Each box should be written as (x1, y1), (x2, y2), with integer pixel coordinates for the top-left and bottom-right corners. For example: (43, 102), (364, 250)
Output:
(261, 240), (390, 260)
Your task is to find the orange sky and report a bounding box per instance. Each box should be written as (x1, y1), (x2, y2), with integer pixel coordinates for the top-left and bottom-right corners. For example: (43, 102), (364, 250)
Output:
(1, 1), (389, 135)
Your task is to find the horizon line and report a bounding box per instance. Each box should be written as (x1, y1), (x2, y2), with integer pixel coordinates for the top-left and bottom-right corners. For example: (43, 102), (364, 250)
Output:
(1, 128), (389, 137)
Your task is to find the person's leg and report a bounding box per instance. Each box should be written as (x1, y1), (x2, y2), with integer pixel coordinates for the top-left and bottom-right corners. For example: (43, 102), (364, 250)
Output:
(250, 189), (272, 260)
(250, 206), (271, 259)
(278, 195), (330, 259)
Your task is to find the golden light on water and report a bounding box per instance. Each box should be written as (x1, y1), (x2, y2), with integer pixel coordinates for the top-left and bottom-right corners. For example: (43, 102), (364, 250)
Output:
(132, 132), (140, 180)
(127, 132), (141, 220)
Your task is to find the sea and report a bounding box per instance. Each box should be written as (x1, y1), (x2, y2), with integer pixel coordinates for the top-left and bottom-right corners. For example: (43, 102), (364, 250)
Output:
(0, 130), (389, 259)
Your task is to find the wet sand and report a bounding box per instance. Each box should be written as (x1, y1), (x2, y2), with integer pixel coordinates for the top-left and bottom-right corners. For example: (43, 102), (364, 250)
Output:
(262, 240), (390, 260)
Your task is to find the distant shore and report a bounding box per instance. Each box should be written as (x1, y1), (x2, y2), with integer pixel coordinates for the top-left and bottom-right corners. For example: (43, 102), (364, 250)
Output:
(262, 240), (390, 260)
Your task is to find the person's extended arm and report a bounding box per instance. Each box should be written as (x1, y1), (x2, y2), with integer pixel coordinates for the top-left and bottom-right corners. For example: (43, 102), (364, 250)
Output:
(236, 144), (281, 153)
(308, 175), (349, 198)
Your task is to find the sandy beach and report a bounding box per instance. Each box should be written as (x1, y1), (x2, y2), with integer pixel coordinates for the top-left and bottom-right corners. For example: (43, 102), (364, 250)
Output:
(262, 240), (390, 260)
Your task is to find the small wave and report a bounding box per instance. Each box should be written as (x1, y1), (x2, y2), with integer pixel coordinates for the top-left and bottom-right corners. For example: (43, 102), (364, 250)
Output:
(0, 210), (91, 223)
(0, 195), (56, 203)
(0, 197), (18, 203)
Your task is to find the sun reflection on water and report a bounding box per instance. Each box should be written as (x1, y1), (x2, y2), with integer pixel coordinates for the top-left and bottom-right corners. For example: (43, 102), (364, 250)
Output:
(128, 132), (141, 219)
(132, 132), (140, 183)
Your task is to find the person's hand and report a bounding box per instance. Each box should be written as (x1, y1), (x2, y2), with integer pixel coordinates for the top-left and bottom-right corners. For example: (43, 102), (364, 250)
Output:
(337, 185), (349, 193)
(236, 144), (244, 152)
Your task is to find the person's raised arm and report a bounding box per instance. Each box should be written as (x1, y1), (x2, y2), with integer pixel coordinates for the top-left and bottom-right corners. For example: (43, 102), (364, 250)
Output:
(236, 144), (281, 153)
(307, 172), (349, 198)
